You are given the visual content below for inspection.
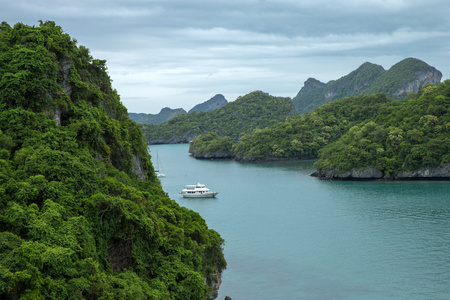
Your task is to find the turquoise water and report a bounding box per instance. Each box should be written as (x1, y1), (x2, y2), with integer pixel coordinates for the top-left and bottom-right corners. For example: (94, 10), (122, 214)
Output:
(150, 144), (450, 300)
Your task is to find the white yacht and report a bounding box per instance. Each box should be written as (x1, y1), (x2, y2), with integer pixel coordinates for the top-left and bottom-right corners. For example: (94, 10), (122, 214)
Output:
(180, 182), (218, 198)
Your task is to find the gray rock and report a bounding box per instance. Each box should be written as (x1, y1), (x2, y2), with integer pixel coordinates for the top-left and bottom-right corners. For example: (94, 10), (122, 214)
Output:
(313, 164), (450, 180)
(396, 164), (450, 179)
(351, 167), (384, 179)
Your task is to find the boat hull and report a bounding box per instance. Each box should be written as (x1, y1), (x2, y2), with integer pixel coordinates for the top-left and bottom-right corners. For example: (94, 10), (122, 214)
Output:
(181, 192), (218, 198)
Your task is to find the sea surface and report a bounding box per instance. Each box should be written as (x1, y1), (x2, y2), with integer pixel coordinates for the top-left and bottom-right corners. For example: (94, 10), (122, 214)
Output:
(150, 144), (450, 300)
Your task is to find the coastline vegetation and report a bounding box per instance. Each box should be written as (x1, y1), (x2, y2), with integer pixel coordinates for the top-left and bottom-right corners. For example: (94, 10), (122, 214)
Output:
(314, 81), (450, 175)
(140, 91), (295, 143)
(0, 21), (225, 299)
(190, 81), (449, 178)
(190, 93), (394, 160)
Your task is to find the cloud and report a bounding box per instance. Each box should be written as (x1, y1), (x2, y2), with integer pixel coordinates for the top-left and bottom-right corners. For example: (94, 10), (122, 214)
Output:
(2, 0), (450, 113)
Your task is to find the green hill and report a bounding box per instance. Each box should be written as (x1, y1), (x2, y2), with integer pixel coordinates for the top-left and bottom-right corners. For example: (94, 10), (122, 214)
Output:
(191, 93), (393, 160)
(313, 81), (450, 179)
(293, 58), (442, 115)
(190, 81), (449, 180)
(0, 21), (225, 299)
(129, 107), (186, 124)
(140, 91), (296, 144)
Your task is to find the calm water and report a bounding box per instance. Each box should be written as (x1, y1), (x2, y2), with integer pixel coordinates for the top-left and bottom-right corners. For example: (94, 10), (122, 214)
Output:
(150, 144), (450, 300)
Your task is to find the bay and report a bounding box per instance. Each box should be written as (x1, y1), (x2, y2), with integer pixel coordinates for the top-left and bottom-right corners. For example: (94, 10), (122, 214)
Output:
(150, 144), (450, 300)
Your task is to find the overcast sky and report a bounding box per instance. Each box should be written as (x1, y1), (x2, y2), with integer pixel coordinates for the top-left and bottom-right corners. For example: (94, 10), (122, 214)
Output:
(2, 0), (450, 113)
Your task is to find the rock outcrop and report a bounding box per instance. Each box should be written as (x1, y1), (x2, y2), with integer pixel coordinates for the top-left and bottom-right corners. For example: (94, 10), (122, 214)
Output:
(189, 94), (228, 113)
(312, 164), (450, 180)
(293, 58), (442, 115)
(393, 69), (443, 97)
(396, 164), (450, 179)
(131, 154), (146, 180)
(205, 269), (222, 299)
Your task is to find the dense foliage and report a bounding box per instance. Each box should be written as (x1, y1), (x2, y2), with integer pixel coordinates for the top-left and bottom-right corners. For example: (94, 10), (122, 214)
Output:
(189, 132), (235, 159)
(226, 93), (393, 160)
(314, 81), (450, 175)
(140, 91), (295, 143)
(292, 58), (441, 114)
(0, 21), (225, 299)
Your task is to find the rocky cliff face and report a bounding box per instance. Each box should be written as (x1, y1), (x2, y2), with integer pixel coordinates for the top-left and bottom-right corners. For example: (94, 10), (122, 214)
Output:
(312, 164), (450, 180)
(205, 269), (222, 299)
(292, 58), (442, 115)
(297, 78), (326, 95)
(189, 94), (228, 113)
(393, 70), (443, 97)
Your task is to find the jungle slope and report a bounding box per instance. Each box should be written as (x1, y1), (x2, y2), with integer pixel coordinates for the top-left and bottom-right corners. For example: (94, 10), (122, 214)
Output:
(140, 91), (296, 144)
(0, 21), (225, 299)
(190, 81), (449, 180)
(313, 81), (450, 180)
(190, 93), (394, 160)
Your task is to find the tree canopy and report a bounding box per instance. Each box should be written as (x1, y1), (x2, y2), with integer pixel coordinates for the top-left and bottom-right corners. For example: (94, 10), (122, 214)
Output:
(0, 21), (225, 299)
(314, 81), (450, 175)
(140, 91), (296, 144)
(190, 80), (449, 179)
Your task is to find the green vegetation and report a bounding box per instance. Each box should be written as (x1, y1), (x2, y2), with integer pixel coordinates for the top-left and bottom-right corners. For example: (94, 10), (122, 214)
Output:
(192, 81), (449, 179)
(0, 21), (225, 299)
(293, 58), (442, 115)
(189, 132), (236, 159)
(314, 81), (450, 175)
(140, 91), (295, 143)
(197, 93), (392, 161)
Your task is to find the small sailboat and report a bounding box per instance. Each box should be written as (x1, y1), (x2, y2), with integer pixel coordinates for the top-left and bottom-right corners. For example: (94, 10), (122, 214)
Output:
(154, 151), (165, 178)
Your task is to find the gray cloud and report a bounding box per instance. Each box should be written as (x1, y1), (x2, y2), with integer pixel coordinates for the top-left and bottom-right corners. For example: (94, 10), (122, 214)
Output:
(2, 0), (450, 113)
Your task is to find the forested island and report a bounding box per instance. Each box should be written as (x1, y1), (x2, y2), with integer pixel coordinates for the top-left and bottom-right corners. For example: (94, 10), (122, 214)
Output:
(190, 82), (449, 180)
(0, 21), (226, 299)
(140, 91), (295, 144)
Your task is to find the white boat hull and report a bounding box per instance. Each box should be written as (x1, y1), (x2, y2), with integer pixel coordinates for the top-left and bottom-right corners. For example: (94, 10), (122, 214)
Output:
(181, 192), (218, 198)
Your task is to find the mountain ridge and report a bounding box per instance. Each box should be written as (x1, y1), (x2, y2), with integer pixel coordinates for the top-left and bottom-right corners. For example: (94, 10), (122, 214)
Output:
(189, 94), (228, 113)
(129, 107), (186, 124)
(140, 91), (295, 144)
(293, 58), (442, 114)
(129, 94), (228, 124)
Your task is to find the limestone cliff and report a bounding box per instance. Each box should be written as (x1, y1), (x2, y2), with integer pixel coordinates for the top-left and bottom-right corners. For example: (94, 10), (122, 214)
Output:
(293, 58), (442, 114)
(189, 94), (228, 113)
(312, 164), (450, 180)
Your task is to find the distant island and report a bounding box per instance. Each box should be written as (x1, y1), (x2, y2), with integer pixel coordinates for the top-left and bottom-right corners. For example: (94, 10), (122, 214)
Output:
(129, 107), (186, 124)
(140, 58), (442, 146)
(293, 58), (442, 114)
(129, 94), (228, 124)
(140, 91), (295, 144)
(190, 81), (449, 180)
